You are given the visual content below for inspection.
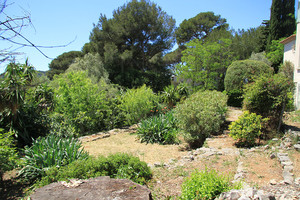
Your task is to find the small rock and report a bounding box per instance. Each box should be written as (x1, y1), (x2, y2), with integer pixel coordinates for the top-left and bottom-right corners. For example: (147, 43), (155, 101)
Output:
(272, 138), (279, 141)
(295, 177), (300, 185)
(281, 161), (293, 167)
(238, 195), (251, 200)
(269, 179), (277, 185)
(283, 165), (294, 173)
(269, 153), (276, 159)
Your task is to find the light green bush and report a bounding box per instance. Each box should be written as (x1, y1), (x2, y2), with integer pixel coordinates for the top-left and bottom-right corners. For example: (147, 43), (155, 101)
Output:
(0, 129), (18, 181)
(180, 169), (240, 200)
(36, 153), (152, 187)
(174, 90), (227, 148)
(120, 85), (159, 125)
(19, 134), (89, 182)
(52, 71), (111, 135)
(229, 111), (269, 146)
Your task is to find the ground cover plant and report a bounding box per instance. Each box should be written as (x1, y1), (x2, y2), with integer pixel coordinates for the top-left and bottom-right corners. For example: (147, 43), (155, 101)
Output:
(136, 110), (178, 145)
(174, 90), (228, 148)
(19, 134), (89, 182)
(36, 153), (152, 187)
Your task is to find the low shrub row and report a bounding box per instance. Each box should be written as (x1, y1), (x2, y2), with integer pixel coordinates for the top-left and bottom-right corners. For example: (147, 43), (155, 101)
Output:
(36, 153), (152, 187)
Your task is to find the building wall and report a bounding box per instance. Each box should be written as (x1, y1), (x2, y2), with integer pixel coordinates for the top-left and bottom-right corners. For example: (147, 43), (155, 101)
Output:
(283, 40), (296, 64)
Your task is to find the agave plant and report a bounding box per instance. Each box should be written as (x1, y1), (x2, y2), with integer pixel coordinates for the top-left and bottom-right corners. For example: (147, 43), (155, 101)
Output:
(19, 134), (89, 182)
(137, 111), (178, 145)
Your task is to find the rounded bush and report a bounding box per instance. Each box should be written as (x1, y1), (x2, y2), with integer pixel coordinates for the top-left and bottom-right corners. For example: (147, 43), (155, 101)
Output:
(224, 60), (273, 106)
(174, 90), (227, 148)
(180, 169), (240, 200)
(229, 111), (269, 146)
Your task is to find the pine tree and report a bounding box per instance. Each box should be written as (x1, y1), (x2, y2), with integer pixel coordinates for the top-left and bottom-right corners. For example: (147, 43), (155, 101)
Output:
(267, 0), (295, 50)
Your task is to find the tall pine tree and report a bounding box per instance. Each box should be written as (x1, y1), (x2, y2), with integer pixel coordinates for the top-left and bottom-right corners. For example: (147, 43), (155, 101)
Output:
(267, 0), (295, 49)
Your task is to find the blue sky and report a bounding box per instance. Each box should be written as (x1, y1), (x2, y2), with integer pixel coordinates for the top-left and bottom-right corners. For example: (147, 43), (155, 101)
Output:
(0, 0), (285, 73)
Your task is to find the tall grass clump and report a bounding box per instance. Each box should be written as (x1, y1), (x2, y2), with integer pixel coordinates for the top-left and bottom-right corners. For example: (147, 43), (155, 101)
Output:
(19, 134), (89, 182)
(174, 90), (227, 148)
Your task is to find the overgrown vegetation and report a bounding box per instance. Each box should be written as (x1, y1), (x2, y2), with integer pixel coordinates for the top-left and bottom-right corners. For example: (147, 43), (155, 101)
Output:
(0, 0), (296, 198)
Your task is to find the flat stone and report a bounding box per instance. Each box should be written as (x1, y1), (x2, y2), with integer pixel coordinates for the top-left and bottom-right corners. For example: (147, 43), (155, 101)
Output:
(281, 161), (293, 167)
(294, 144), (300, 151)
(279, 156), (291, 162)
(283, 171), (294, 185)
(283, 165), (294, 173)
(277, 153), (288, 157)
(30, 176), (152, 200)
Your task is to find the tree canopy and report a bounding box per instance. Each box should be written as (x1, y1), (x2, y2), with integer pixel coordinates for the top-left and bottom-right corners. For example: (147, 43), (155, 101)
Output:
(83, 0), (176, 91)
(175, 38), (233, 91)
(267, 0), (295, 49)
(175, 12), (228, 46)
(46, 51), (83, 80)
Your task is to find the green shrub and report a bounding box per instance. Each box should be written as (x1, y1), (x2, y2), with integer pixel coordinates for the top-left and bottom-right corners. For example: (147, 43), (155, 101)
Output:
(243, 74), (294, 130)
(0, 129), (18, 182)
(136, 111), (178, 145)
(180, 169), (240, 200)
(174, 90), (227, 148)
(229, 111), (269, 146)
(36, 153), (152, 187)
(52, 71), (111, 135)
(224, 60), (273, 107)
(19, 134), (89, 182)
(162, 84), (189, 108)
(120, 85), (159, 125)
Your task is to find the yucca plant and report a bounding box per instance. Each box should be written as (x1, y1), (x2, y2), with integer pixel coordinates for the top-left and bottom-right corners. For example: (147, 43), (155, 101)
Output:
(136, 111), (178, 145)
(19, 134), (89, 182)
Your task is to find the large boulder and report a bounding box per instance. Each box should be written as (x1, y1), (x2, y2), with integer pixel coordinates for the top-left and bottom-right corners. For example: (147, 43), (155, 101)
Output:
(30, 176), (152, 200)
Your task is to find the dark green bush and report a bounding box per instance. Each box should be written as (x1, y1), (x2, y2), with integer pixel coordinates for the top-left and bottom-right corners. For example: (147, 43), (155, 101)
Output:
(229, 111), (269, 147)
(224, 60), (273, 107)
(174, 90), (227, 148)
(243, 74), (294, 130)
(36, 153), (152, 187)
(136, 111), (178, 145)
(19, 134), (89, 182)
(180, 169), (240, 200)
